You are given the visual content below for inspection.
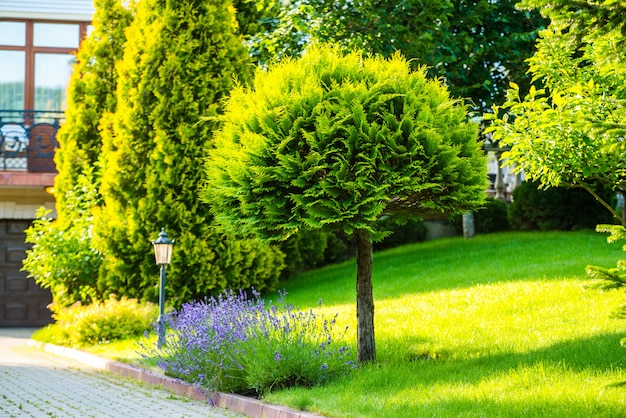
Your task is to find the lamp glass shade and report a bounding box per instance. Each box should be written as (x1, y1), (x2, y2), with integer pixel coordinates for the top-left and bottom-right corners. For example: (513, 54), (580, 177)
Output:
(152, 229), (174, 265)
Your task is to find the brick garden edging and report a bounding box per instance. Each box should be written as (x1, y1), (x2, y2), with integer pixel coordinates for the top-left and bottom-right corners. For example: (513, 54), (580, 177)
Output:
(28, 340), (325, 418)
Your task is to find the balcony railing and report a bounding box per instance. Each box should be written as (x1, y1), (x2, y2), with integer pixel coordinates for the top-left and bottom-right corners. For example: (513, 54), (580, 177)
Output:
(0, 110), (64, 173)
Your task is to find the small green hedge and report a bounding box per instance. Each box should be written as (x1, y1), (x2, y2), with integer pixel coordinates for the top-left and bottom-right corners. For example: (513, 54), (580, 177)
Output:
(34, 296), (157, 347)
(508, 181), (615, 231)
(453, 198), (511, 234)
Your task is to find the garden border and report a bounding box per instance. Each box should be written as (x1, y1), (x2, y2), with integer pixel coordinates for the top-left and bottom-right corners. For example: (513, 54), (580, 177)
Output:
(28, 340), (325, 418)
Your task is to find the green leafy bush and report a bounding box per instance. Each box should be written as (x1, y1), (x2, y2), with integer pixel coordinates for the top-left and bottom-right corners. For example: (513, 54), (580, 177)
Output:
(508, 181), (614, 231)
(475, 198), (510, 233)
(23, 210), (102, 307)
(374, 218), (427, 250)
(281, 218), (427, 275)
(43, 296), (157, 347)
(453, 198), (511, 234)
(280, 230), (350, 275)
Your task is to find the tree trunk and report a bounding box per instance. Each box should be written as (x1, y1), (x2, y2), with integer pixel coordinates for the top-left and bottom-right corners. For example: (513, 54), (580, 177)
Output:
(354, 228), (375, 363)
(621, 191), (626, 225)
(462, 212), (475, 239)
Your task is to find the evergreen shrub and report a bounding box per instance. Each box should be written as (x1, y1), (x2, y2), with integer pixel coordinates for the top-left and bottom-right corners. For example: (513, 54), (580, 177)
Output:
(94, 0), (283, 303)
(374, 218), (427, 250)
(280, 230), (350, 275)
(203, 45), (488, 242)
(508, 181), (615, 231)
(43, 0), (130, 308)
(43, 296), (156, 347)
(586, 224), (626, 321)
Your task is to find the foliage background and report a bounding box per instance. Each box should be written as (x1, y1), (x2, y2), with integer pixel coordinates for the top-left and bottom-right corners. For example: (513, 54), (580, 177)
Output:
(508, 181), (616, 231)
(486, 0), (626, 223)
(246, 0), (547, 113)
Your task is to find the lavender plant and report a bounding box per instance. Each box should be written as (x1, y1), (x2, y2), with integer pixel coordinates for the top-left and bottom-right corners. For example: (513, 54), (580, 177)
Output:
(141, 290), (356, 395)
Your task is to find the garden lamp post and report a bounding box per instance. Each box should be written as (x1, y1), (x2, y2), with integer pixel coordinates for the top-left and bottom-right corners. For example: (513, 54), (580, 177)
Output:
(152, 228), (173, 348)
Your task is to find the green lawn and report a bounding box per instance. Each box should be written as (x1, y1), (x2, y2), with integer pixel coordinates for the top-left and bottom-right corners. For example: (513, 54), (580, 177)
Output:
(74, 230), (626, 417)
(260, 230), (626, 417)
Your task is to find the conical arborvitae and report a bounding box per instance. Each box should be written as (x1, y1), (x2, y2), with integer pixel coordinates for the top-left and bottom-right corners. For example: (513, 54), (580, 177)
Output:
(95, 0), (284, 304)
(22, 0), (132, 306)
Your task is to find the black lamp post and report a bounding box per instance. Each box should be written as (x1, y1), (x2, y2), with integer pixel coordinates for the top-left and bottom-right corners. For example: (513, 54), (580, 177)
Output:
(152, 228), (173, 348)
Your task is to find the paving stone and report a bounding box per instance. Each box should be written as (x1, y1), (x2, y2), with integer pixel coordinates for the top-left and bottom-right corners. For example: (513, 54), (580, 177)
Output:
(0, 330), (243, 418)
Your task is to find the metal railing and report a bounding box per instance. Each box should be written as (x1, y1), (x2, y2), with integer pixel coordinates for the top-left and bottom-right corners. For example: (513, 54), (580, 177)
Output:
(0, 110), (64, 173)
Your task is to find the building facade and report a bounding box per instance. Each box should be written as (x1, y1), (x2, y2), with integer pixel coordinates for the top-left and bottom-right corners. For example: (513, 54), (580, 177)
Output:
(0, 0), (94, 326)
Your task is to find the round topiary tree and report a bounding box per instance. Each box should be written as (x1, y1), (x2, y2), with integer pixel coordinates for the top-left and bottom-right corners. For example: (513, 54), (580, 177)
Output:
(202, 44), (488, 362)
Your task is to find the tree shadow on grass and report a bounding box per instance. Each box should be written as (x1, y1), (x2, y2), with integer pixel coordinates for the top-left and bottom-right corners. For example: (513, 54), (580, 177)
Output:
(320, 332), (626, 417)
(281, 231), (623, 307)
(413, 331), (624, 381)
(386, 395), (625, 418)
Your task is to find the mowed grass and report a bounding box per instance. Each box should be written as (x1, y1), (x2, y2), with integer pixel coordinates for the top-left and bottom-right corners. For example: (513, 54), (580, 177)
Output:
(262, 230), (626, 417)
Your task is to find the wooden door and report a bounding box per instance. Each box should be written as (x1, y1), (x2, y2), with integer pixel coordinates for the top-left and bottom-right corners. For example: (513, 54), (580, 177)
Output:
(0, 220), (52, 327)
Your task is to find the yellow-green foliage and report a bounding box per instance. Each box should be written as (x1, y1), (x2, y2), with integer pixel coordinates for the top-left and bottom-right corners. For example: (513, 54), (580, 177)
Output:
(94, 0), (284, 304)
(31, 0), (131, 308)
(47, 296), (157, 347)
(486, 1), (626, 224)
(204, 44), (488, 241)
(587, 224), (626, 320)
(54, 0), (130, 192)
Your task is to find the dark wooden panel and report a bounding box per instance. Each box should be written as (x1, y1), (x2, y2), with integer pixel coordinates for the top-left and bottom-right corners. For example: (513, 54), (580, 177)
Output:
(0, 219), (52, 327)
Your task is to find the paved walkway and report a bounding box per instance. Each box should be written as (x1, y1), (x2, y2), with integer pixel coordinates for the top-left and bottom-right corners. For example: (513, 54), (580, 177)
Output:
(0, 328), (243, 418)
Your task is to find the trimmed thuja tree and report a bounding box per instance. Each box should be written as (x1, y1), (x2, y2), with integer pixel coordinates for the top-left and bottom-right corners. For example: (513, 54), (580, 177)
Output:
(95, 0), (284, 304)
(202, 44), (488, 362)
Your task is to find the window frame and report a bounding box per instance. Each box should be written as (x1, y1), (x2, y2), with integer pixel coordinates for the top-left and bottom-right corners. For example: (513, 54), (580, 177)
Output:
(0, 18), (90, 111)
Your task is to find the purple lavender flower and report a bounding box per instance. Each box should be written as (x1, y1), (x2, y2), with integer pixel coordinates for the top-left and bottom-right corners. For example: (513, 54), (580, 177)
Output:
(141, 288), (356, 395)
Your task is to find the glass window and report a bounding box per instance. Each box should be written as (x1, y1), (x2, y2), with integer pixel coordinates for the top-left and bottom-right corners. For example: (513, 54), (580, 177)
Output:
(0, 51), (25, 110)
(34, 53), (75, 111)
(0, 22), (26, 46)
(34, 23), (79, 48)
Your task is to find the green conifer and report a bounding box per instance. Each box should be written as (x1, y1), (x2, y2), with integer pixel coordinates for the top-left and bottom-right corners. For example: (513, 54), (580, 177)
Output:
(203, 44), (488, 361)
(96, 0), (283, 302)
(22, 0), (132, 306)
